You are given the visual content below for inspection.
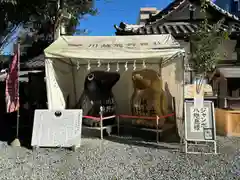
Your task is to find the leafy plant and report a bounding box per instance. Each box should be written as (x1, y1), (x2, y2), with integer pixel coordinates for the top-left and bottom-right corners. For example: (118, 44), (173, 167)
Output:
(0, 0), (98, 35)
(190, 0), (228, 77)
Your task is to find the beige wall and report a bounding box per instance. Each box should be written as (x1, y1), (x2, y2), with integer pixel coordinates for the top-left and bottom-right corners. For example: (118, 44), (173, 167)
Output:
(161, 55), (184, 137)
(177, 40), (191, 84)
(219, 40), (237, 60)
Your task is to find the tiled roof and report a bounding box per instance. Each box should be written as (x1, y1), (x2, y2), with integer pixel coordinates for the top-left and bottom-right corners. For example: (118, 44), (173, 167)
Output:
(0, 54), (45, 70)
(22, 54), (45, 69)
(115, 21), (240, 35)
(147, 0), (186, 23)
(206, 0), (240, 21)
(0, 70), (43, 82)
(148, 0), (240, 23)
(115, 0), (240, 35)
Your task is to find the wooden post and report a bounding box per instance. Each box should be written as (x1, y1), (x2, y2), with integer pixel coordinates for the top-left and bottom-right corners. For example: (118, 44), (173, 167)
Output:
(100, 106), (103, 140)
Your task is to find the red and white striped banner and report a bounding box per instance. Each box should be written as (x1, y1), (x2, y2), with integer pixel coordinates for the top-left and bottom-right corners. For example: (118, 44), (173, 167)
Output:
(5, 43), (20, 113)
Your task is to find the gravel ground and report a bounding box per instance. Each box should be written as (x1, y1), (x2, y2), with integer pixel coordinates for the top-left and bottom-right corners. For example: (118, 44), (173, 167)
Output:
(0, 136), (239, 180)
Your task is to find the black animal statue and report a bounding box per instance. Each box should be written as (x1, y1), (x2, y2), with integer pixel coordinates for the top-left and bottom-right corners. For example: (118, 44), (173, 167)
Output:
(76, 71), (120, 127)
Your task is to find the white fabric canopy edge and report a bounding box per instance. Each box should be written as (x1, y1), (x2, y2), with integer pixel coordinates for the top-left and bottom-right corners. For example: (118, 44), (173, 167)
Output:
(44, 35), (185, 60)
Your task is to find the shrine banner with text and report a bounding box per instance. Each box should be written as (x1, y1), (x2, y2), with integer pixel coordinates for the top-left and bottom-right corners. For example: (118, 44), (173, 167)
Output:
(5, 45), (20, 113)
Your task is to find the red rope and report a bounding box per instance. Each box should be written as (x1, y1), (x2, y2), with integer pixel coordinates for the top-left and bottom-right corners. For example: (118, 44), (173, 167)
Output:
(118, 113), (175, 120)
(118, 114), (156, 120)
(83, 113), (175, 121)
(83, 115), (100, 120)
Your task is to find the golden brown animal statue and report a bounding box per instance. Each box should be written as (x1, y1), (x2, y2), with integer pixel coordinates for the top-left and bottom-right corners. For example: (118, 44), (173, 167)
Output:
(131, 69), (172, 129)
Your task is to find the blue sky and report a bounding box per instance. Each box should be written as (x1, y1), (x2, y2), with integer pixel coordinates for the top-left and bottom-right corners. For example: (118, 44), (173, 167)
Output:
(77, 0), (173, 36)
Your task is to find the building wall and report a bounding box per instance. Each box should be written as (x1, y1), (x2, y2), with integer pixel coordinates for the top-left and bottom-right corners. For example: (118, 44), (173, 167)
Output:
(177, 40), (191, 84)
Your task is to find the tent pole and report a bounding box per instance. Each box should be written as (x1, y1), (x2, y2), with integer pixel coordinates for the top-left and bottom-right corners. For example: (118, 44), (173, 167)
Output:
(181, 52), (186, 146)
(69, 59), (77, 107)
(16, 42), (20, 139)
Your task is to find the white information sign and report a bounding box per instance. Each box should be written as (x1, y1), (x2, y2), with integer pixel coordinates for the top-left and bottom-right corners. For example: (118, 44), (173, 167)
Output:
(31, 109), (82, 148)
(184, 101), (217, 154)
(184, 100), (216, 141)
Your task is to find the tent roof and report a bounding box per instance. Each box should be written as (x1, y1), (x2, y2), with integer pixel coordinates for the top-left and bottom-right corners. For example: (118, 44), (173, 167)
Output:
(44, 35), (185, 63)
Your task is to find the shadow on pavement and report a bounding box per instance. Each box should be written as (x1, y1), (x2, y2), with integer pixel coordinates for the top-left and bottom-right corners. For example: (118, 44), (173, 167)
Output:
(81, 125), (181, 151)
(105, 135), (181, 151)
(0, 109), (34, 149)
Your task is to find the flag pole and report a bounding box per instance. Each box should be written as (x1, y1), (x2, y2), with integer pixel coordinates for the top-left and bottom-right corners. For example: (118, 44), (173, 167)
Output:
(11, 39), (21, 147)
(16, 40), (20, 138)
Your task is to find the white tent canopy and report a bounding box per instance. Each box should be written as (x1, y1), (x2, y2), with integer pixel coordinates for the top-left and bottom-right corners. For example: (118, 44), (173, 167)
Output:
(44, 35), (185, 137)
(44, 35), (184, 63)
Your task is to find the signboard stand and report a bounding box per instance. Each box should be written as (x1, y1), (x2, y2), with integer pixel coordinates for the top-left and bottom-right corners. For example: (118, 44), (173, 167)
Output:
(31, 109), (83, 151)
(184, 100), (217, 154)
